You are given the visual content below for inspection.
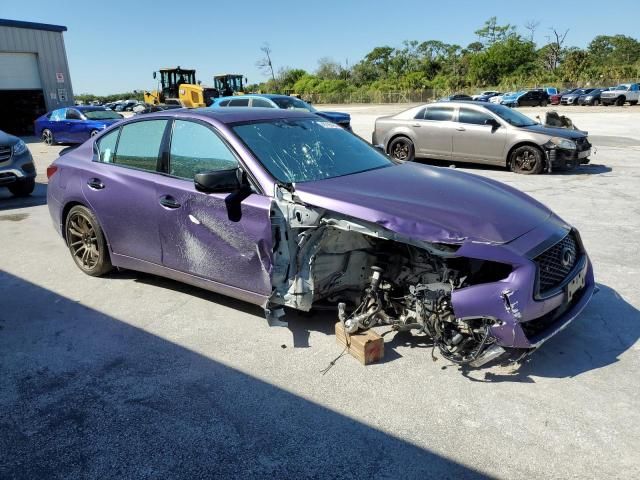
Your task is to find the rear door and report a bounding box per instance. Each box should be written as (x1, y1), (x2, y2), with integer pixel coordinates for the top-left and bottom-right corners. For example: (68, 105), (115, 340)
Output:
(156, 119), (272, 295)
(64, 108), (87, 143)
(413, 105), (455, 160)
(82, 119), (168, 264)
(452, 107), (507, 165)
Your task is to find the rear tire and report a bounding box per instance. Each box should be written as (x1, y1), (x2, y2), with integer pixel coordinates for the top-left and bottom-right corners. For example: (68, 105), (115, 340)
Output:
(8, 178), (35, 197)
(630, 100), (638, 106)
(388, 136), (415, 162)
(65, 205), (113, 277)
(509, 145), (544, 175)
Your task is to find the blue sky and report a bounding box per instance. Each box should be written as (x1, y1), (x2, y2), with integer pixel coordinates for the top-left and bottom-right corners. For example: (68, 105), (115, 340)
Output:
(2, 0), (638, 95)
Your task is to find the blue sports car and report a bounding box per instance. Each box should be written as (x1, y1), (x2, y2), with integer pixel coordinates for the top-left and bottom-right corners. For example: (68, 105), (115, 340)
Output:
(35, 106), (123, 145)
(210, 94), (351, 130)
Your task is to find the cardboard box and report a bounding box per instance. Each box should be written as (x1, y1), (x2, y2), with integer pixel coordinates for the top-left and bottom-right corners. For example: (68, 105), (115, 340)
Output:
(335, 322), (384, 365)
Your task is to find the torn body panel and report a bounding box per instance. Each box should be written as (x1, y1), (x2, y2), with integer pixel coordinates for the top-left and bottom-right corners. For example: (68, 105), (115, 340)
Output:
(267, 185), (595, 366)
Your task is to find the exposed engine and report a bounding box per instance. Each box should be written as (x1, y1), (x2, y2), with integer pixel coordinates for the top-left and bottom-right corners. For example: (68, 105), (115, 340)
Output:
(336, 248), (498, 365)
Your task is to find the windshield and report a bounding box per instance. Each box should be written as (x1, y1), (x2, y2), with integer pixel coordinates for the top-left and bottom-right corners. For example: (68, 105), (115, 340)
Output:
(83, 109), (123, 120)
(484, 103), (537, 127)
(232, 118), (393, 183)
(270, 96), (316, 112)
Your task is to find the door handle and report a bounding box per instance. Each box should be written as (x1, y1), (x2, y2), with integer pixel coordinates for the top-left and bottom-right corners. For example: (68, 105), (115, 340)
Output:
(412, 123), (422, 127)
(456, 126), (466, 131)
(87, 178), (105, 190)
(159, 195), (181, 209)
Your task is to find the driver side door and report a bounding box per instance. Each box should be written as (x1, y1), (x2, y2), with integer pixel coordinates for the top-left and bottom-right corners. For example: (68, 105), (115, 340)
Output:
(156, 119), (272, 296)
(64, 108), (86, 143)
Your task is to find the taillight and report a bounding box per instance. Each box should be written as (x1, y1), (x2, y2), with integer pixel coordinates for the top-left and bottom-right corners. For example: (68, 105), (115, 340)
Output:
(46, 165), (58, 179)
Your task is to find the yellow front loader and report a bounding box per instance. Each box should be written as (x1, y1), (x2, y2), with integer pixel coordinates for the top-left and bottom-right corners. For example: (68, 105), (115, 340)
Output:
(144, 67), (217, 107)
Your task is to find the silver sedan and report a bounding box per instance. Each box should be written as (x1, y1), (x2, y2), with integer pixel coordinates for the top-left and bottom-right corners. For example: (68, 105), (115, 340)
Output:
(372, 101), (592, 174)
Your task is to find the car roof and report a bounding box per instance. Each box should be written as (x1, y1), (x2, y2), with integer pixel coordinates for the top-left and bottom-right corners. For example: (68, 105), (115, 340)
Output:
(74, 105), (109, 111)
(152, 107), (316, 124)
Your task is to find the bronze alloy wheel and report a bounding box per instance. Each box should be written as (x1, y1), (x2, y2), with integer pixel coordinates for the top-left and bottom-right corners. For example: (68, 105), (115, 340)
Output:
(65, 206), (113, 276)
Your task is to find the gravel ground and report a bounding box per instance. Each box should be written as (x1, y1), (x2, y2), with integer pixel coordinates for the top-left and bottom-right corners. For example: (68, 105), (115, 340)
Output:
(1, 104), (639, 479)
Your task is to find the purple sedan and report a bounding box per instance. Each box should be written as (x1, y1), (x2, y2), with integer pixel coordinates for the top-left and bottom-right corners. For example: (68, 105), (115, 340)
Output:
(47, 108), (594, 367)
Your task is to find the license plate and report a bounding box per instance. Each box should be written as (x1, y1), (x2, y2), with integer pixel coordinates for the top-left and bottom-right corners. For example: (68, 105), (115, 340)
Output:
(578, 149), (591, 159)
(566, 263), (587, 303)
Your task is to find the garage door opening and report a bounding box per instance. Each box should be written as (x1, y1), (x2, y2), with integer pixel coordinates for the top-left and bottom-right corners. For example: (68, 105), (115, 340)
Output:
(0, 89), (46, 135)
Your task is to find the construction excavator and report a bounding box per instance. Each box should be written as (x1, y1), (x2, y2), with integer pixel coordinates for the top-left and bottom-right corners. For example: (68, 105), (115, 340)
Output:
(143, 67), (219, 108)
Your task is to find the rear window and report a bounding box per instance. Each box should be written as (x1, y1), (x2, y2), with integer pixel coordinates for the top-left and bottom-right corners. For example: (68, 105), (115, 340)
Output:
(113, 120), (167, 171)
(425, 106), (454, 121)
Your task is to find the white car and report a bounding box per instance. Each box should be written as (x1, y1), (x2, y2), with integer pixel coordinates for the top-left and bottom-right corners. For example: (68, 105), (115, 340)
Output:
(472, 90), (500, 100)
(490, 92), (513, 104)
(600, 83), (640, 106)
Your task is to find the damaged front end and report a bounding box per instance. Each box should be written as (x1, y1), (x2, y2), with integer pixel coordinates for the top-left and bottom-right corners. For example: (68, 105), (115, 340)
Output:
(267, 185), (595, 368)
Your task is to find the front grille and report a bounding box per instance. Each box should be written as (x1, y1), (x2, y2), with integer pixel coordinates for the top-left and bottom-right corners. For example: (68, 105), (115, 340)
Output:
(0, 146), (12, 162)
(534, 231), (579, 295)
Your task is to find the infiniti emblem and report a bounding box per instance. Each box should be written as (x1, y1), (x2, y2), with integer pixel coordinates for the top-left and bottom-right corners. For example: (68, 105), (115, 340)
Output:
(561, 247), (575, 268)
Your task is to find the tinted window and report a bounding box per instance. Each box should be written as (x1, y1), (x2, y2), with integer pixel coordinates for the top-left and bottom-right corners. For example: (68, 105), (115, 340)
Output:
(233, 118), (392, 183)
(219, 100), (230, 106)
(251, 98), (274, 108)
(414, 108), (426, 119)
(458, 108), (494, 125)
(114, 120), (167, 171)
(96, 129), (119, 163)
(425, 107), (454, 121)
(229, 98), (249, 107)
(270, 97), (314, 112)
(169, 120), (237, 179)
(84, 109), (123, 120)
(66, 109), (82, 120)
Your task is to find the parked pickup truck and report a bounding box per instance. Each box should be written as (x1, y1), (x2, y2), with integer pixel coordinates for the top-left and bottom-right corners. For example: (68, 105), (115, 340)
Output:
(600, 83), (640, 106)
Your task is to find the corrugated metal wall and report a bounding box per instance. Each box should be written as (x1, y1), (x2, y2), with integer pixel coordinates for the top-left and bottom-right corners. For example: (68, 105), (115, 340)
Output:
(0, 25), (74, 111)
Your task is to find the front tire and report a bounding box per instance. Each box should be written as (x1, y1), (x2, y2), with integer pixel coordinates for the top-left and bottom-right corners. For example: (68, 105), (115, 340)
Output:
(65, 205), (113, 277)
(388, 136), (415, 162)
(509, 145), (544, 175)
(42, 129), (54, 145)
(616, 96), (625, 106)
(8, 178), (35, 197)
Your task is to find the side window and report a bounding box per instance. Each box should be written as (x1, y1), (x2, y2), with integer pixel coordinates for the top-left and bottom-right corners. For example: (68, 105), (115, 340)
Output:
(114, 120), (167, 171)
(414, 108), (426, 119)
(219, 100), (230, 106)
(169, 120), (238, 179)
(66, 109), (82, 120)
(96, 128), (119, 163)
(251, 98), (274, 108)
(425, 107), (454, 121)
(229, 98), (249, 107)
(633, 84), (639, 91)
(458, 108), (494, 125)
(50, 109), (64, 121)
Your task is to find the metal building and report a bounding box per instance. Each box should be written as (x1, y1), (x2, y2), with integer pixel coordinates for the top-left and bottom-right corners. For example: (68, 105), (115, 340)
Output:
(0, 18), (74, 135)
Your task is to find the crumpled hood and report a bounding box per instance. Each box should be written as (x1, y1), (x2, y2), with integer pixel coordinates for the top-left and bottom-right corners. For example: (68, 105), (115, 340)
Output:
(316, 111), (351, 124)
(294, 162), (552, 244)
(518, 123), (587, 139)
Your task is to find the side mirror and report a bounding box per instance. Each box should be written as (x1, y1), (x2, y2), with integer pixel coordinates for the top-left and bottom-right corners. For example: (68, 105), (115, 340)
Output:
(484, 118), (500, 128)
(194, 168), (242, 193)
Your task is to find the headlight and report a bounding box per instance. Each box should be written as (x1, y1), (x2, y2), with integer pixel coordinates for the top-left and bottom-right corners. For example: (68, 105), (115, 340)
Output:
(12, 139), (28, 156)
(549, 137), (576, 150)
(584, 96), (593, 100)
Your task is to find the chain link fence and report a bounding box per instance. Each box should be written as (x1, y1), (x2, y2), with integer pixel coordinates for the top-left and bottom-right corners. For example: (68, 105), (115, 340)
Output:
(303, 78), (640, 105)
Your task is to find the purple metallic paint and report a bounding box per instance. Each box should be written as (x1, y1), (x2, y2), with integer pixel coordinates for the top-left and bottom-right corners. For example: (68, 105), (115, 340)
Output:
(46, 108), (594, 351)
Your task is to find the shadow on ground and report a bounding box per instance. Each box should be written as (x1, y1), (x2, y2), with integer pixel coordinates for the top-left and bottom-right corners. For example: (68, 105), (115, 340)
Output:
(417, 159), (612, 175)
(0, 270), (486, 479)
(119, 271), (637, 382)
(0, 182), (47, 211)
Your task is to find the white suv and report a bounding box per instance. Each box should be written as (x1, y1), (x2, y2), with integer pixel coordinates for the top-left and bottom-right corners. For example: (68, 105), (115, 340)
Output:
(600, 83), (640, 106)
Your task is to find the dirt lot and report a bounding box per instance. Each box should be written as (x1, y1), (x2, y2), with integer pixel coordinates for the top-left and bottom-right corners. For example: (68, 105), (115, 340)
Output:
(1, 105), (639, 479)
